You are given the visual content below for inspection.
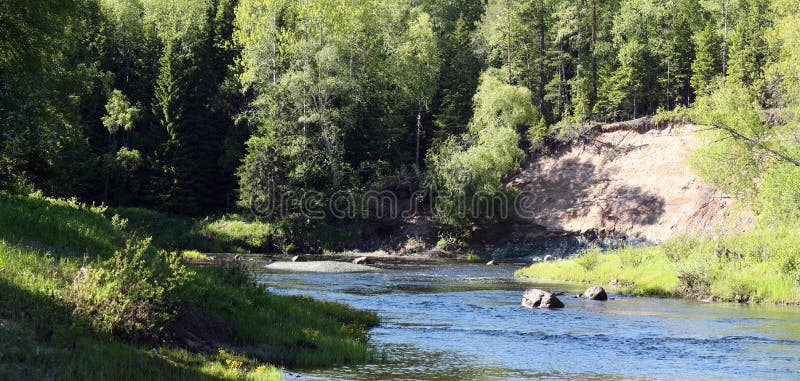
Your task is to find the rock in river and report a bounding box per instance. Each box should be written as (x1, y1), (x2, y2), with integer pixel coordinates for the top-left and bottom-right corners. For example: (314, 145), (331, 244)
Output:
(521, 288), (565, 309)
(581, 286), (608, 301)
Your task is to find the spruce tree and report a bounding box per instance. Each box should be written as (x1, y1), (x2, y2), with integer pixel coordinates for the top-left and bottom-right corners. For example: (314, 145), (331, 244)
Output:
(151, 38), (199, 215)
(434, 15), (481, 142)
(691, 20), (722, 95)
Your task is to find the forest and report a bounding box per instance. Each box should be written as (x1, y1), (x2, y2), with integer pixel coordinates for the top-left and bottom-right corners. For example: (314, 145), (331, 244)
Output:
(3, 0), (794, 225)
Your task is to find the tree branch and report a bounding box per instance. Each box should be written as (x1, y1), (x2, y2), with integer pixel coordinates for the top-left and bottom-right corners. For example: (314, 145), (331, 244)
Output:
(696, 121), (800, 167)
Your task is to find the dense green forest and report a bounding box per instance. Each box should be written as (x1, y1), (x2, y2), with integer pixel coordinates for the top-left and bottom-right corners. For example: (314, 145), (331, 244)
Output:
(3, 0), (796, 226)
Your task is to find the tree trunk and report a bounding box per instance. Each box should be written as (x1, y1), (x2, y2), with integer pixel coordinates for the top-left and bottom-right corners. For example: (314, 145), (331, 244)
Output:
(722, 0), (729, 77)
(591, 0), (597, 105)
(416, 103), (422, 170)
(507, 0), (512, 84)
(539, 0), (546, 112)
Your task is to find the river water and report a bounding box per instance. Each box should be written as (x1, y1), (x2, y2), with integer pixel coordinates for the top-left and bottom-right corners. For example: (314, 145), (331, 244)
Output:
(254, 264), (800, 380)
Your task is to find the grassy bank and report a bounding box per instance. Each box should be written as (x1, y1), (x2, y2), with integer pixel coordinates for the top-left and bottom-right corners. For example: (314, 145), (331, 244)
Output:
(113, 207), (357, 254)
(0, 192), (378, 380)
(516, 225), (800, 304)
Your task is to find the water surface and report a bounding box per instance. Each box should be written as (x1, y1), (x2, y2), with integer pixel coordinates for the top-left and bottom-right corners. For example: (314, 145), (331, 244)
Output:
(254, 264), (800, 380)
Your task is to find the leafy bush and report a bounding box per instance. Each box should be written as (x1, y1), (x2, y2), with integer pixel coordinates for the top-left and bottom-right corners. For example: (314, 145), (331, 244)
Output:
(527, 116), (549, 148)
(675, 259), (711, 298)
(575, 248), (600, 271)
(70, 237), (190, 341)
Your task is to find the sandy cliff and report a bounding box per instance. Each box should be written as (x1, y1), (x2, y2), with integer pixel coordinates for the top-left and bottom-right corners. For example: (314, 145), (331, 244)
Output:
(506, 125), (747, 243)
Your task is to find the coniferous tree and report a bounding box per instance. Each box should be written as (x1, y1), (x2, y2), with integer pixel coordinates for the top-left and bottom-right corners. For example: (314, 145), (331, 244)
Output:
(434, 15), (481, 142)
(151, 38), (199, 214)
(691, 19), (723, 95)
(728, 0), (771, 94)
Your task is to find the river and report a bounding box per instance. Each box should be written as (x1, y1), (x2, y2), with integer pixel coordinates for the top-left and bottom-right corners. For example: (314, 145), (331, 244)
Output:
(254, 263), (800, 380)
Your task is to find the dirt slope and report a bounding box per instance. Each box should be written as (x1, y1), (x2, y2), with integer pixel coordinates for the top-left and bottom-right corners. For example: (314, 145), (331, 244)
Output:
(507, 125), (747, 243)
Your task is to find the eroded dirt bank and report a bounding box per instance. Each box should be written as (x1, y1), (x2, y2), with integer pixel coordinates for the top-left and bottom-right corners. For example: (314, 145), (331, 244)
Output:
(502, 124), (747, 244)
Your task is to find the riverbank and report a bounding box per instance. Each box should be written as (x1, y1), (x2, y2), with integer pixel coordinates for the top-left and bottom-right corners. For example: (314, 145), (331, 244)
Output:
(515, 225), (800, 304)
(0, 193), (378, 380)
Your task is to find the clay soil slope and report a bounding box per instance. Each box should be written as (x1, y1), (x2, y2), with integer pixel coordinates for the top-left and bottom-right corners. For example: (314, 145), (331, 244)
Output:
(508, 125), (746, 243)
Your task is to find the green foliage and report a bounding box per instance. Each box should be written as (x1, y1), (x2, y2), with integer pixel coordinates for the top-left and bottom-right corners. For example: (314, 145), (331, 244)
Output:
(575, 248), (600, 271)
(115, 147), (143, 172)
(527, 116), (550, 148)
(690, 82), (768, 198)
(691, 20), (722, 94)
(434, 15), (481, 141)
(71, 237), (190, 341)
(727, 0), (772, 93)
(102, 90), (140, 135)
(181, 249), (207, 260)
(428, 70), (533, 226)
(755, 162), (800, 226)
(465, 252), (481, 262)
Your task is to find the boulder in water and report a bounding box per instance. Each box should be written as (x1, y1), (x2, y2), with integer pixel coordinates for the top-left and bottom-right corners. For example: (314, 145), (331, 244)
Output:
(581, 286), (608, 301)
(521, 288), (565, 309)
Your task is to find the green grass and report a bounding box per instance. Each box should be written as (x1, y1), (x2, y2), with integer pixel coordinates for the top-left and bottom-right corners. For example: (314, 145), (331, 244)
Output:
(0, 192), (379, 380)
(516, 226), (800, 304)
(114, 207), (357, 254)
(182, 249), (208, 260)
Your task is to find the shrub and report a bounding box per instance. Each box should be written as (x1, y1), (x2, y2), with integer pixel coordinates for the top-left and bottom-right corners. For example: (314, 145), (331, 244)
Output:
(575, 248), (600, 271)
(675, 260), (711, 298)
(70, 237), (190, 341)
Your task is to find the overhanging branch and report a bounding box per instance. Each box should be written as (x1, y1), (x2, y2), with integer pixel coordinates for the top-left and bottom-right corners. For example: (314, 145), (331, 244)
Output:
(695, 121), (800, 168)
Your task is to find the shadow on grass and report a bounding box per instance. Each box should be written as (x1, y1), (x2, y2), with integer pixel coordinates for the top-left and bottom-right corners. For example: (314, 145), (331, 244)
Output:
(0, 278), (232, 381)
(0, 193), (120, 258)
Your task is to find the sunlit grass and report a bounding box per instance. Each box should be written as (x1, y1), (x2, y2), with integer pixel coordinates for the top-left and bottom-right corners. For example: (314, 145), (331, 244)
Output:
(181, 249), (207, 260)
(516, 226), (800, 304)
(0, 192), (379, 379)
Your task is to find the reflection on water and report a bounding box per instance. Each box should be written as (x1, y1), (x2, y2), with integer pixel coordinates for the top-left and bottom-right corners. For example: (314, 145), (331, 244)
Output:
(253, 264), (800, 380)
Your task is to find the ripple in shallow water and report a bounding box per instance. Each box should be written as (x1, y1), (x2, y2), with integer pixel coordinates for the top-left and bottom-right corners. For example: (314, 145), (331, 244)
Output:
(255, 264), (800, 381)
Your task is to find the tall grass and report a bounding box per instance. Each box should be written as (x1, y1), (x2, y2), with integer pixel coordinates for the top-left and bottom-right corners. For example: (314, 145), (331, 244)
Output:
(0, 192), (379, 380)
(516, 226), (800, 304)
